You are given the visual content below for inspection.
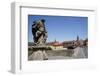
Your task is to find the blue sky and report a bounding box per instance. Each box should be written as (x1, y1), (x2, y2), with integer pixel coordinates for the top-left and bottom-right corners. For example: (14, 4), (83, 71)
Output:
(28, 15), (88, 42)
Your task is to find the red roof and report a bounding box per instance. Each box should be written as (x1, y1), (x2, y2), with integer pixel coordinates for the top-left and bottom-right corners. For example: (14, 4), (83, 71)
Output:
(53, 42), (63, 46)
(47, 42), (63, 46)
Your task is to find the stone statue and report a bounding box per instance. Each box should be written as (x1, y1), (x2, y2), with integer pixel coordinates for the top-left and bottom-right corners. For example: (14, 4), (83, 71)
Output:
(32, 19), (47, 45)
(29, 19), (48, 60)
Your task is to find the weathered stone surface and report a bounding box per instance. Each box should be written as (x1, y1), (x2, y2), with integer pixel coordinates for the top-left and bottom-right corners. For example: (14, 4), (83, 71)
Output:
(28, 50), (48, 60)
(72, 47), (87, 58)
(42, 50), (48, 60)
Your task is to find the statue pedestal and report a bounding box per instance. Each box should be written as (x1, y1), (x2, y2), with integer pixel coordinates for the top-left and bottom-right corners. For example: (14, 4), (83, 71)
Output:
(28, 45), (50, 60)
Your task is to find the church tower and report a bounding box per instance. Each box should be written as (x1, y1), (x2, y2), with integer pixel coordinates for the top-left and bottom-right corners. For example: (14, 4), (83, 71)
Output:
(77, 36), (79, 41)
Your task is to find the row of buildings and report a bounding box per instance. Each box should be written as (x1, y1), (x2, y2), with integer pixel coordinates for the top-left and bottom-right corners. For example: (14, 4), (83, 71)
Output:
(46, 36), (88, 49)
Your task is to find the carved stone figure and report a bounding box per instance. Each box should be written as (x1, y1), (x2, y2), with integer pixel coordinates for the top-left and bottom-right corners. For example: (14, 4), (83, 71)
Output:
(30, 19), (48, 60)
(32, 19), (47, 45)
